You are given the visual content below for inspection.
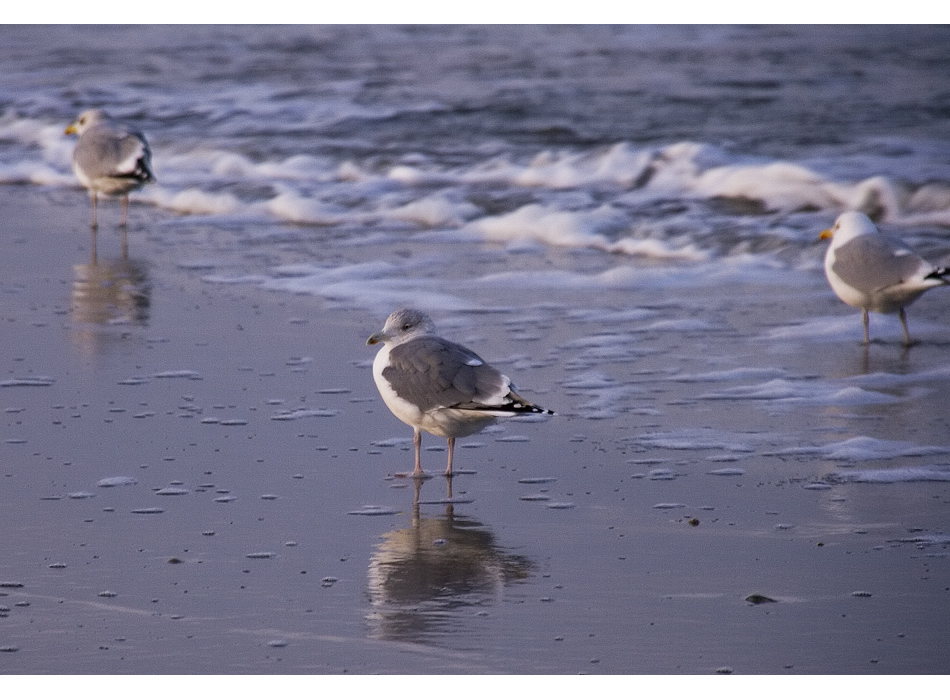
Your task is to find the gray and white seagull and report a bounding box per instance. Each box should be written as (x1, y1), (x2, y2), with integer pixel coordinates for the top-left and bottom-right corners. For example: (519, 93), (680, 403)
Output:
(367, 308), (553, 477)
(65, 109), (156, 229)
(820, 211), (948, 346)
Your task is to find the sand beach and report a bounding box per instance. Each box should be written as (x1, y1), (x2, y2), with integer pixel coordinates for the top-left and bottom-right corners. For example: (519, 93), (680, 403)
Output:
(2, 185), (949, 674)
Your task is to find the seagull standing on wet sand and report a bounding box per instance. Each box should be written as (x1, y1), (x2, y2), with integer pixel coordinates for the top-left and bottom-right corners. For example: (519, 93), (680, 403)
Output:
(367, 308), (554, 477)
(820, 210), (948, 346)
(65, 109), (156, 229)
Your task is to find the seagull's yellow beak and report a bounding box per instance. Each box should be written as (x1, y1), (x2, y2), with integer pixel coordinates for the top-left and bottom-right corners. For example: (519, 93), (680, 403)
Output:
(366, 332), (383, 346)
(64, 123), (77, 135)
(819, 228), (833, 240)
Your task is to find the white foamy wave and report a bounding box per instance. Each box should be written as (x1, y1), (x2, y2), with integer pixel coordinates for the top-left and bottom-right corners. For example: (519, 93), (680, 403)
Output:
(386, 195), (480, 228)
(0, 161), (74, 187)
(462, 142), (654, 190)
(466, 203), (709, 260)
(144, 186), (243, 216)
(5, 107), (950, 285)
(694, 163), (904, 218)
(0, 115), (74, 165)
(0, 114), (76, 185)
(158, 149), (335, 184)
(265, 190), (346, 225)
(644, 141), (950, 223)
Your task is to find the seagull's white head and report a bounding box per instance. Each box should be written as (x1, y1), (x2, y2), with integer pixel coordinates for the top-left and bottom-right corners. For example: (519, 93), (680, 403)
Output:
(65, 109), (110, 136)
(819, 210), (880, 248)
(367, 308), (437, 347)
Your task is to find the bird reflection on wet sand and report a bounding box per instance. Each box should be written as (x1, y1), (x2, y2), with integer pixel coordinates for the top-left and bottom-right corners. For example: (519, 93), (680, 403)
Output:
(366, 477), (533, 644)
(70, 229), (150, 354)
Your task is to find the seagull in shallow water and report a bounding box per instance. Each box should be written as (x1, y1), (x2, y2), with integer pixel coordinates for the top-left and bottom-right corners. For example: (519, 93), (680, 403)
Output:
(367, 308), (553, 477)
(820, 211), (948, 346)
(65, 109), (156, 228)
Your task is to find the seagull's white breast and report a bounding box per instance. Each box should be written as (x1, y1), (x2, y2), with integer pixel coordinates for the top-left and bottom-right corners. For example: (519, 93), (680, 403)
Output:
(372, 342), (425, 428)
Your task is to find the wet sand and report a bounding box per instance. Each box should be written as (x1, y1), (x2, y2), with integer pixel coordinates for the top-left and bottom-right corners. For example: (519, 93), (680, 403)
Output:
(2, 186), (950, 676)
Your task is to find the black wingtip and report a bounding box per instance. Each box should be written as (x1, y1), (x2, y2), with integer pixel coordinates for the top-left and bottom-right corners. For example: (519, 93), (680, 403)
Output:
(506, 401), (555, 416)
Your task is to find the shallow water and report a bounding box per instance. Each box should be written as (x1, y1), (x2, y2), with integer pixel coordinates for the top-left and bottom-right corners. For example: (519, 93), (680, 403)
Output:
(2, 26), (950, 674)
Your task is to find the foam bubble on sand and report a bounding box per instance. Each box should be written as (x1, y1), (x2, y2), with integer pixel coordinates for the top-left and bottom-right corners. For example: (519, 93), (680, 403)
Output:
(822, 437), (950, 461)
(97, 476), (139, 487)
(2, 376), (56, 387)
(698, 378), (899, 406)
(561, 332), (649, 368)
(851, 367), (950, 391)
(567, 309), (659, 324)
(270, 408), (339, 421)
(561, 373), (642, 420)
(830, 466), (950, 483)
(770, 436), (950, 461)
(766, 315), (948, 343)
(635, 428), (762, 453)
(561, 371), (618, 390)
(571, 386), (636, 420)
(669, 368), (789, 383)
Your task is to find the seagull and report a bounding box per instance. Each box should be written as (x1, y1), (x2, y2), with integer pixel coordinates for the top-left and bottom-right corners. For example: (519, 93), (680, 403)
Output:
(367, 308), (553, 477)
(820, 211), (948, 346)
(65, 109), (156, 229)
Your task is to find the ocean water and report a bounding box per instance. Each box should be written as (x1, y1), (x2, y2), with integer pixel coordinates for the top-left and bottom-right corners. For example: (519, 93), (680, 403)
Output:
(2, 25), (950, 674)
(4, 26), (950, 290)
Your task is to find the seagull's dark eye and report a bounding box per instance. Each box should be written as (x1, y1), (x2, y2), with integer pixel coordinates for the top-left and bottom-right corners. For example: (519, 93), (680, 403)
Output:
(402, 323), (412, 330)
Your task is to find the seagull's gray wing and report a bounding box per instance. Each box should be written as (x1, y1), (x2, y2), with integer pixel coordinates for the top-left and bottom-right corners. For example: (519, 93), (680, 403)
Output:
(75, 125), (155, 182)
(382, 336), (508, 412)
(831, 235), (927, 293)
